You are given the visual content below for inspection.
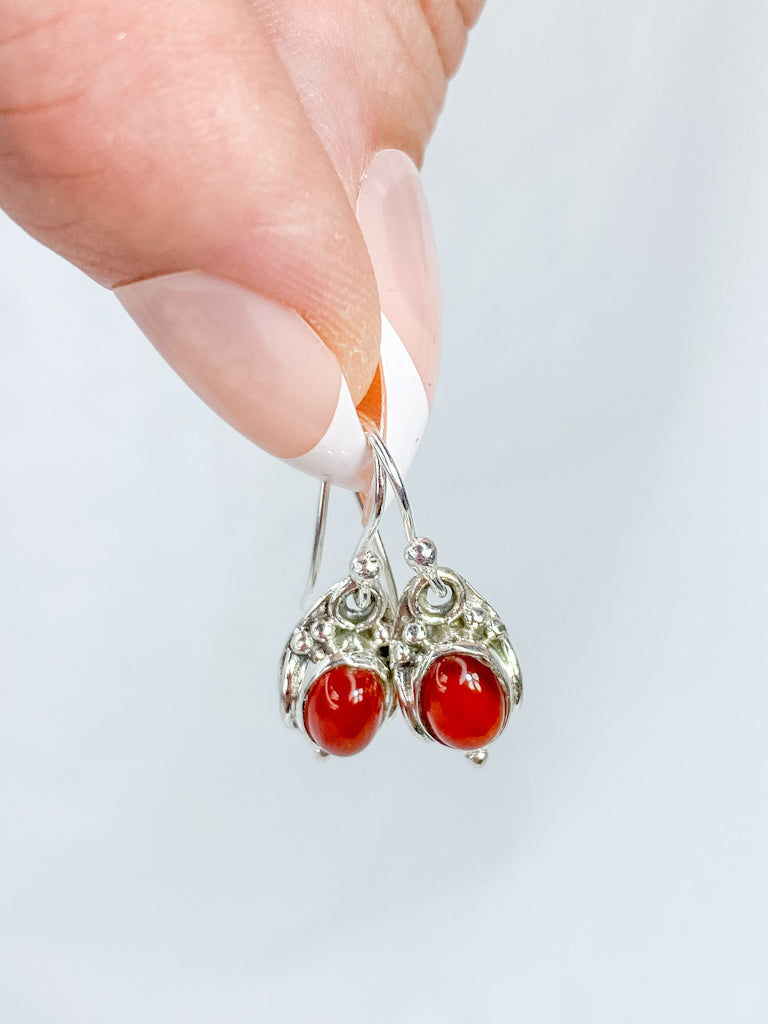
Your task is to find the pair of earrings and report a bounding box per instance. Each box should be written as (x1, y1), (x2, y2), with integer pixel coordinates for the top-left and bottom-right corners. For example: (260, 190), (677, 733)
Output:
(279, 427), (522, 764)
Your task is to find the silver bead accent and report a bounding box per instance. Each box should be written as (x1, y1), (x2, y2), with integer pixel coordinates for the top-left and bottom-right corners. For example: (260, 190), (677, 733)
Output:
(280, 570), (398, 747)
(465, 604), (486, 626)
(404, 537), (438, 571)
(389, 565), (522, 755)
(403, 621), (427, 646)
(350, 550), (381, 582)
(310, 618), (334, 642)
(485, 617), (505, 638)
(290, 629), (312, 654)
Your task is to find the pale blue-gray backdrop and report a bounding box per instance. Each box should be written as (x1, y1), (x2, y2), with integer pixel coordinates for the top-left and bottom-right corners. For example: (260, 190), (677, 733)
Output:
(2, 2), (767, 1021)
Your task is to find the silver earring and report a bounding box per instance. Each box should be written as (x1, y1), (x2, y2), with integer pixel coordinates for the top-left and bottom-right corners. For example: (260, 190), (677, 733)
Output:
(366, 427), (522, 765)
(279, 462), (398, 758)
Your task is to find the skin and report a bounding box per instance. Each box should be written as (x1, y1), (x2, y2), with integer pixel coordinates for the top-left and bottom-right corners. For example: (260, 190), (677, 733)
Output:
(0, 0), (484, 404)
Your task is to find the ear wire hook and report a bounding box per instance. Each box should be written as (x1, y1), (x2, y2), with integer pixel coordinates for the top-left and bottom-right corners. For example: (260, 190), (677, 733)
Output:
(302, 481), (331, 608)
(301, 454), (398, 611)
(355, 445), (387, 559)
(365, 425), (449, 600)
(365, 425), (416, 540)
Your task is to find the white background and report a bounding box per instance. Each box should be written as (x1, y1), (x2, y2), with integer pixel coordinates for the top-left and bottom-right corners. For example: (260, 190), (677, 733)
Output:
(2, 2), (767, 1021)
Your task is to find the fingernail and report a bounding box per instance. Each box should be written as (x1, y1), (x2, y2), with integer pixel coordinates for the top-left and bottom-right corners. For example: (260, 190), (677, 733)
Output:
(356, 150), (442, 406)
(115, 271), (368, 489)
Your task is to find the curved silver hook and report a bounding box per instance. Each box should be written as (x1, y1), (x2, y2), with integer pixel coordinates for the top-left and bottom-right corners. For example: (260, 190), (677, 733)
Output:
(365, 424), (448, 598)
(365, 425), (417, 544)
(301, 456), (397, 610)
(302, 481), (331, 608)
(356, 446), (387, 557)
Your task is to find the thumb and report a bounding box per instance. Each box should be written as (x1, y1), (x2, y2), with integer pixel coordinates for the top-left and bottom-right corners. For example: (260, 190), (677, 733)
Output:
(0, 1), (380, 466)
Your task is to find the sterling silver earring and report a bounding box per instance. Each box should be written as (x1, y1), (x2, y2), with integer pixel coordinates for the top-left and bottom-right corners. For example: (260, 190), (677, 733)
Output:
(366, 427), (522, 765)
(278, 460), (398, 758)
(279, 428), (522, 764)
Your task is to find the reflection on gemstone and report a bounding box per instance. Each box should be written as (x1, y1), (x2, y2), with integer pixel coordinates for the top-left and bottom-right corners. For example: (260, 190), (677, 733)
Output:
(304, 665), (385, 756)
(419, 653), (507, 750)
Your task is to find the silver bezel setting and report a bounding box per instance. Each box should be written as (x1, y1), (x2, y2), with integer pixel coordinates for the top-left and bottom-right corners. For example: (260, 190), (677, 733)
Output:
(279, 574), (396, 755)
(391, 567), (522, 760)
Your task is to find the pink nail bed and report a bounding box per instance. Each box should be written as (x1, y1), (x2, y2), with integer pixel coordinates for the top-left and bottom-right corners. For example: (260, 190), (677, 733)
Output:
(114, 271), (361, 462)
(357, 149), (442, 406)
(113, 151), (441, 490)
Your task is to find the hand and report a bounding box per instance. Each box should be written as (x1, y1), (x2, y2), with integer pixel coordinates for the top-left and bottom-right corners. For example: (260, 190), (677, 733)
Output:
(0, 1), (482, 485)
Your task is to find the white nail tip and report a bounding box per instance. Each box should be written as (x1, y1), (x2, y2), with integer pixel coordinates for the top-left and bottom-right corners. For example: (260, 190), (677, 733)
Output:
(283, 377), (369, 491)
(379, 313), (430, 482)
(283, 315), (428, 491)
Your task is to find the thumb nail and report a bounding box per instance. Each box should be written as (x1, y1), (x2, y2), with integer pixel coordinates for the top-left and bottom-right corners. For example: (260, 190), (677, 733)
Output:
(357, 149), (442, 407)
(114, 271), (368, 488)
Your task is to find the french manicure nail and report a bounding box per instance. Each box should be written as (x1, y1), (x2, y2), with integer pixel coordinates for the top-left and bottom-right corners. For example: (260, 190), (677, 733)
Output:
(115, 271), (368, 488)
(357, 149), (442, 406)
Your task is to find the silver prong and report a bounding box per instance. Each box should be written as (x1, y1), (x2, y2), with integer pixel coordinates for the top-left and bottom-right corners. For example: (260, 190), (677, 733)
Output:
(314, 747), (330, 760)
(466, 748), (488, 766)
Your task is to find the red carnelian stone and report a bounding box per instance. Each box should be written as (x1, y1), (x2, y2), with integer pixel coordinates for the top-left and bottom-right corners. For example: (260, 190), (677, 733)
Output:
(304, 665), (385, 756)
(419, 654), (507, 750)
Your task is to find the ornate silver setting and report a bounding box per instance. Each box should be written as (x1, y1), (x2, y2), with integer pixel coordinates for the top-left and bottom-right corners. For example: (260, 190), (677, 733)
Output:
(279, 569), (396, 755)
(279, 426), (524, 765)
(391, 564), (522, 762)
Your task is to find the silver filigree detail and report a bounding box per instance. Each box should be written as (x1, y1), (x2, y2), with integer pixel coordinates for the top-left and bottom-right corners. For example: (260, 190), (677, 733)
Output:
(465, 604), (486, 626)
(372, 623), (390, 646)
(342, 636), (365, 655)
(290, 628), (312, 655)
(391, 566), (522, 758)
(391, 641), (411, 665)
(279, 574), (397, 752)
